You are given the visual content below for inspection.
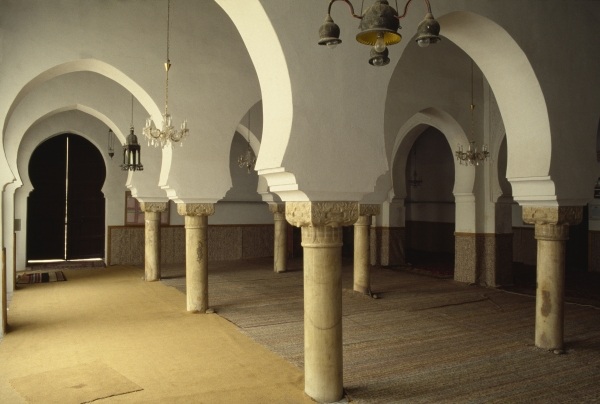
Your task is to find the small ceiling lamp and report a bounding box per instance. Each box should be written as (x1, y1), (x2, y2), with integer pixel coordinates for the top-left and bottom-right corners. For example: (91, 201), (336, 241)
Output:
(121, 95), (144, 171)
(455, 61), (489, 166)
(107, 129), (115, 159)
(238, 111), (256, 174)
(143, 0), (189, 148)
(318, 0), (441, 66)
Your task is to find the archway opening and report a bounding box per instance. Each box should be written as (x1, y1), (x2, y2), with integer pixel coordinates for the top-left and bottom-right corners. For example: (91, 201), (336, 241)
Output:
(27, 133), (106, 263)
(404, 127), (455, 276)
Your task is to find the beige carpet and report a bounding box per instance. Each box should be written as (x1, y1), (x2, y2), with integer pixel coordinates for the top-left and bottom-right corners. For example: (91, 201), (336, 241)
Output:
(9, 361), (142, 403)
(0, 265), (311, 403)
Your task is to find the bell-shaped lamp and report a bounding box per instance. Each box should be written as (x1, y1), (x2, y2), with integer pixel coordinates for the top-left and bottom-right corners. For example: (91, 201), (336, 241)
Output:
(368, 47), (390, 66)
(356, 0), (401, 50)
(318, 14), (342, 48)
(415, 12), (441, 47)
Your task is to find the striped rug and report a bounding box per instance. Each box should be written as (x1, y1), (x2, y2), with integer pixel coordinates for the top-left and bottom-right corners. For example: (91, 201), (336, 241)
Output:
(17, 271), (66, 284)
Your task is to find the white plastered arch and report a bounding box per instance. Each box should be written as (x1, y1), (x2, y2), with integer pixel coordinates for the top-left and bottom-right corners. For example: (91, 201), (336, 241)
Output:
(391, 108), (475, 200)
(3, 64), (163, 199)
(438, 11), (554, 206)
(214, 0), (303, 201)
(390, 108), (476, 233)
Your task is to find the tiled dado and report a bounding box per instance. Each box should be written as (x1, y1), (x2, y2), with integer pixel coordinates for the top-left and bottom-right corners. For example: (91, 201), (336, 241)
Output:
(108, 225), (274, 265)
(370, 227), (406, 267)
(590, 231), (600, 272)
(454, 233), (513, 286)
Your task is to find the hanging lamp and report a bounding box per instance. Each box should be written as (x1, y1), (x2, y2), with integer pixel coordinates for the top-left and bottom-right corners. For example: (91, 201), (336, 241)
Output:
(143, 0), (189, 148)
(121, 95), (144, 171)
(455, 60), (489, 166)
(318, 0), (441, 66)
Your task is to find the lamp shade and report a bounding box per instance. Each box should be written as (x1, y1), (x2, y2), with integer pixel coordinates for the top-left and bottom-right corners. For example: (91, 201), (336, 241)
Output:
(368, 47), (390, 66)
(318, 15), (342, 46)
(356, 0), (401, 47)
(415, 12), (441, 47)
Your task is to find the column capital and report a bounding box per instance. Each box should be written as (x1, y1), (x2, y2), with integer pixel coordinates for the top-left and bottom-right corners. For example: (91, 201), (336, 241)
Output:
(286, 201), (359, 228)
(268, 202), (285, 214)
(522, 206), (583, 226)
(359, 203), (380, 216)
(139, 202), (168, 213)
(177, 203), (215, 217)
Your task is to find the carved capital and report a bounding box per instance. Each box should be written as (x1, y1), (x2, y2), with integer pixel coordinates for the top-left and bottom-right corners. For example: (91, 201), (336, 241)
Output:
(535, 223), (570, 241)
(268, 202), (285, 214)
(359, 203), (380, 217)
(139, 202), (168, 213)
(286, 201), (359, 228)
(522, 206), (582, 226)
(177, 203), (215, 217)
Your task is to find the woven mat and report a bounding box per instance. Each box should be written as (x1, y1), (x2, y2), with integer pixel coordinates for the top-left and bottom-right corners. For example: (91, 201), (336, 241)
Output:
(16, 271), (66, 284)
(9, 362), (142, 403)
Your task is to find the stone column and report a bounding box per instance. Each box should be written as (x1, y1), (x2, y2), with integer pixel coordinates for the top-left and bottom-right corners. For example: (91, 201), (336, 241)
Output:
(354, 204), (380, 295)
(177, 203), (215, 313)
(269, 203), (287, 273)
(140, 202), (168, 282)
(523, 206), (582, 351)
(286, 201), (358, 403)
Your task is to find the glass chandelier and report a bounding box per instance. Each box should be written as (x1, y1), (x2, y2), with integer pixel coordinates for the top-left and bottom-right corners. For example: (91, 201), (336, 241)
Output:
(238, 111), (256, 173)
(455, 61), (489, 166)
(143, 0), (189, 148)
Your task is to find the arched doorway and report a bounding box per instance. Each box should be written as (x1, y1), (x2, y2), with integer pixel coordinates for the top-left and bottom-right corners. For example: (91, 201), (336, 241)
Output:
(27, 133), (105, 262)
(404, 128), (455, 276)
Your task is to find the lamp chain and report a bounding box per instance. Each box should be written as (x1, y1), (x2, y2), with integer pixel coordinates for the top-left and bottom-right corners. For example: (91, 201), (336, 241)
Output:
(130, 94), (134, 127)
(164, 0), (171, 116)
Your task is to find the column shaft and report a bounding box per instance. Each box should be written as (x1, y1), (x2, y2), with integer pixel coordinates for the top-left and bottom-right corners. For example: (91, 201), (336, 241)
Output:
(302, 226), (343, 403)
(523, 206), (581, 351)
(273, 211), (287, 273)
(185, 215), (209, 313)
(144, 211), (161, 282)
(353, 215), (370, 294)
(535, 224), (568, 350)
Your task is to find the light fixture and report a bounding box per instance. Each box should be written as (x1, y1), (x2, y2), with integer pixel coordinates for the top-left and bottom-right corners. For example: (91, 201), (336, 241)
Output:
(455, 61), (489, 166)
(107, 129), (115, 159)
(318, 0), (441, 66)
(143, 0), (189, 148)
(238, 111), (256, 174)
(408, 145), (422, 187)
(121, 95), (144, 171)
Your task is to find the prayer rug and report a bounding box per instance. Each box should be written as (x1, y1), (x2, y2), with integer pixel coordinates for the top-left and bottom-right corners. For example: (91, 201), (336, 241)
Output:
(16, 271), (66, 284)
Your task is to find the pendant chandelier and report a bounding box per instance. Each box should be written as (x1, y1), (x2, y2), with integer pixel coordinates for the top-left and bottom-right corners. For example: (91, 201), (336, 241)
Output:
(238, 111), (256, 174)
(121, 95), (144, 171)
(455, 61), (489, 166)
(143, 0), (189, 148)
(318, 0), (441, 66)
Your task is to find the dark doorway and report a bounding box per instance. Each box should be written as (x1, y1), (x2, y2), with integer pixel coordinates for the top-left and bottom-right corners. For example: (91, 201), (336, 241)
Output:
(27, 134), (106, 262)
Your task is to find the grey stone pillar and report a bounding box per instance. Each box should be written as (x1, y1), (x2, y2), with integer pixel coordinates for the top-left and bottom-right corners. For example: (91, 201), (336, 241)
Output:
(177, 203), (215, 313)
(523, 206), (582, 350)
(287, 201), (358, 403)
(353, 204), (379, 295)
(140, 202), (168, 282)
(269, 203), (287, 273)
